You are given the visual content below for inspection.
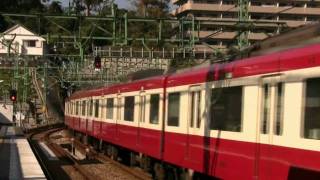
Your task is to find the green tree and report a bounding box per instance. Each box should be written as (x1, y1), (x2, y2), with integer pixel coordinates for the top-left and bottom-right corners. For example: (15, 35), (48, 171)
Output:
(127, 0), (172, 48)
(83, 0), (103, 15)
(132, 0), (170, 17)
(47, 1), (64, 14)
(0, 0), (45, 33)
(72, 0), (85, 15)
(0, 0), (44, 13)
(72, 0), (111, 16)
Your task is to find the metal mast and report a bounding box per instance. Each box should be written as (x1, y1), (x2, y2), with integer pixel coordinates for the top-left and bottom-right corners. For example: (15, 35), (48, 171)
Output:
(237, 0), (249, 50)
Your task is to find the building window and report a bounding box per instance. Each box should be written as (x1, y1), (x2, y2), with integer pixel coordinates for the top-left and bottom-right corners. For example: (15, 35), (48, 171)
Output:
(307, 16), (320, 21)
(210, 86), (243, 132)
(251, 1), (262, 6)
(222, 0), (235, 5)
(1, 40), (11, 49)
(168, 93), (180, 127)
(23, 40), (36, 47)
(82, 100), (86, 116)
(150, 94), (160, 124)
(124, 96), (135, 122)
(194, 0), (220, 4)
(106, 98), (114, 119)
(94, 99), (99, 118)
(304, 78), (320, 140)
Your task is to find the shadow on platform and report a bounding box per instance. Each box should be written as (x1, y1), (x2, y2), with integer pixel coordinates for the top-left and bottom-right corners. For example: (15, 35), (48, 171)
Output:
(0, 141), (23, 179)
(0, 113), (13, 126)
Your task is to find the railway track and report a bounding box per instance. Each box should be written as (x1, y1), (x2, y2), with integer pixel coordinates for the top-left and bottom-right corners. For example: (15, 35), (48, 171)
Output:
(71, 139), (151, 180)
(27, 124), (64, 180)
(28, 126), (151, 180)
(43, 131), (98, 180)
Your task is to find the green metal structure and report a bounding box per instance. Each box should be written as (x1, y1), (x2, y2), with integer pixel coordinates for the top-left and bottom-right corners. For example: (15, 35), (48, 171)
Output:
(237, 0), (250, 50)
(0, 2), (289, 125)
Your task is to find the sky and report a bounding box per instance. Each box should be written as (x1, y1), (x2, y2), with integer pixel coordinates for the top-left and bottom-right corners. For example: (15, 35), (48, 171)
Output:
(59, 0), (131, 9)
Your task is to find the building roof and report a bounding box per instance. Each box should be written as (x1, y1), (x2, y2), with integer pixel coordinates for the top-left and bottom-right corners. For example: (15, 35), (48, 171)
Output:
(2, 24), (45, 41)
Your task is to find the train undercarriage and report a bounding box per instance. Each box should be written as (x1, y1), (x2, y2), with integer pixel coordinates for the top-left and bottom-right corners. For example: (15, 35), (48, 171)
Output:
(70, 128), (215, 180)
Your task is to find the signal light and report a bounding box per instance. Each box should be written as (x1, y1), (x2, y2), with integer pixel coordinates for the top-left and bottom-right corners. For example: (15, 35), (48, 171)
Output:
(10, 89), (17, 102)
(94, 56), (101, 69)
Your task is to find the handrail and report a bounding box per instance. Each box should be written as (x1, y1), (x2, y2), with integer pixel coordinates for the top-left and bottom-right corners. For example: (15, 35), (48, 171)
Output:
(31, 68), (49, 119)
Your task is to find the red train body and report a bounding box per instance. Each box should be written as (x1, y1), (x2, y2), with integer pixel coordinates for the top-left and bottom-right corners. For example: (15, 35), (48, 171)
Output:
(65, 44), (320, 179)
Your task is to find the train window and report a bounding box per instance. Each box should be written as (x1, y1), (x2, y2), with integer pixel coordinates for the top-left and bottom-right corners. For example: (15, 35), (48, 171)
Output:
(81, 101), (86, 116)
(72, 102), (76, 115)
(275, 83), (284, 135)
(304, 78), (320, 140)
(190, 91), (201, 128)
(149, 94), (160, 124)
(261, 84), (270, 134)
(75, 102), (77, 115)
(210, 86), (242, 132)
(74, 102), (76, 115)
(124, 96), (135, 122)
(72, 102), (75, 115)
(168, 93), (180, 127)
(100, 99), (106, 118)
(94, 99), (99, 118)
(140, 95), (146, 122)
(117, 97), (121, 120)
(89, 99), (93, 117)
(76, 101), (79, 115)
(106, 98), (114, 119)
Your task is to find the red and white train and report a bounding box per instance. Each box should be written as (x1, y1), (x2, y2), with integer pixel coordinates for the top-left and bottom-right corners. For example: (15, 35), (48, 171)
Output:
(65, 44), (320, 180)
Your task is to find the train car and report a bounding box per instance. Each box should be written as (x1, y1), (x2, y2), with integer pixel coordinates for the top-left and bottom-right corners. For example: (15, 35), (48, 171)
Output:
(64, 44), (320, 180)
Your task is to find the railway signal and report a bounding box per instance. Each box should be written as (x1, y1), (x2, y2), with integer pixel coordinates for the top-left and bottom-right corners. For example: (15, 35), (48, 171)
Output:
(94, 56), (102, 69)
(9, 89), (17, 102)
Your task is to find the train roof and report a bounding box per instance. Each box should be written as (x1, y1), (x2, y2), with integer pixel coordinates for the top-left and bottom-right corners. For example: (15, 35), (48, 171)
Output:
(69, 75), (166, 100)
(68, 44), (320, 100)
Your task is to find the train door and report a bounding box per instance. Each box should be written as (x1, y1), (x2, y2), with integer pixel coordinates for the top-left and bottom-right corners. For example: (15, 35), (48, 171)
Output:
(137, 91), (146, 146)
(257, 76), (283, 180)
(186, 86), (202, 163)
(87, 98), (93, 134)
(116, 93), (122, 141)
(76, 100), (81, 131)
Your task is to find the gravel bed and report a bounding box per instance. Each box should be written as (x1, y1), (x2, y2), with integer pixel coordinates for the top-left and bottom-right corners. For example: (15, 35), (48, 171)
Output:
(49, 129), (151, 180)
(61, 165), (86, 180)
(81, 164), (143, 180)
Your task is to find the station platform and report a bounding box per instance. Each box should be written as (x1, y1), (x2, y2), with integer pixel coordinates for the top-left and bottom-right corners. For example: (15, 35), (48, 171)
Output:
(0, 125), (46, 180)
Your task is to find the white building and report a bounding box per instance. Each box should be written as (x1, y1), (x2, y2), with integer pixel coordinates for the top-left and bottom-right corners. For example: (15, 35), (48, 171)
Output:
(0, 24), (46, 56)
